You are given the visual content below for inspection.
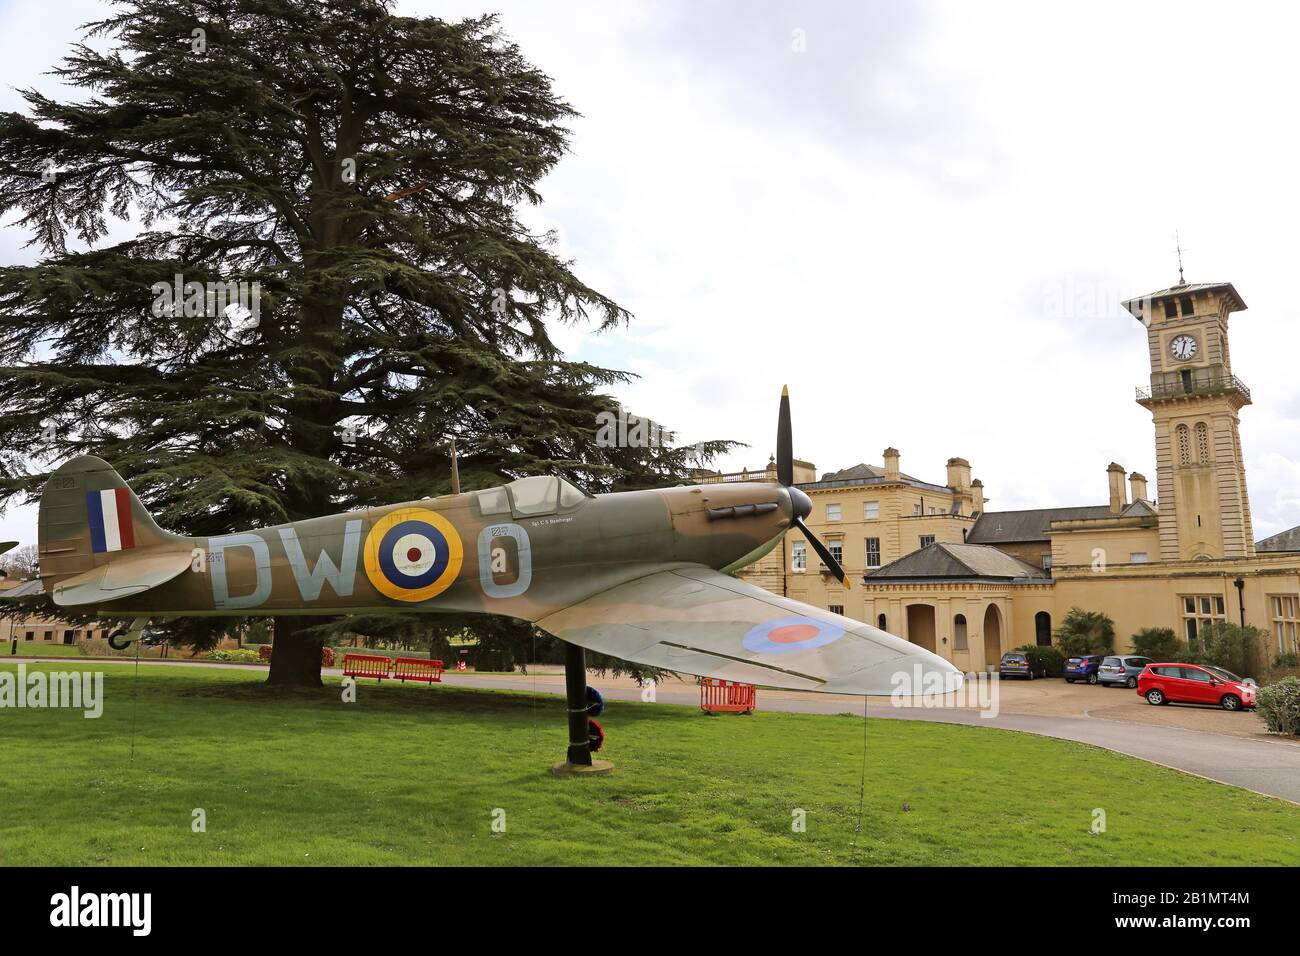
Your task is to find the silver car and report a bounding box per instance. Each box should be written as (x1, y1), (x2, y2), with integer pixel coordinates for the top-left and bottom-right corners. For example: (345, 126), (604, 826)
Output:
(1098, 655), (1152, 688)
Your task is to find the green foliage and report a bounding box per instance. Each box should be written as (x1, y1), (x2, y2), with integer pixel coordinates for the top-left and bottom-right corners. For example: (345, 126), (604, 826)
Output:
(0, 0), (734, 676)
(204, 649), (262, 663)
(1016, 644), (1065, 677)
(1273, 652), (1299, 670)
(1130, 627), (1183, 661)
(1052, 607), (1115, 656)
(1256, 677), (1300, 737)
(1192, 621), (1267, 680)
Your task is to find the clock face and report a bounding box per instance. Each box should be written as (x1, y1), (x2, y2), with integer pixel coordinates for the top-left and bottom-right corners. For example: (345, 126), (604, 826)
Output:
(1170, 334), (1198, 362)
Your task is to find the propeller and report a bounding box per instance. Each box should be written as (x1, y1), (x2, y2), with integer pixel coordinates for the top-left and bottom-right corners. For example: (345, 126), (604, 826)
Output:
(776, 386), (852, 590)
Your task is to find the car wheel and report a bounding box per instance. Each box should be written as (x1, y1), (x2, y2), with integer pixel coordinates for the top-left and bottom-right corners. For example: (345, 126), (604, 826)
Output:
(1221, 694), (1242, 712)
(1087, 672), (1099, 685)
(1145, 689), (1165, 705)
(1027, 670), (1035, 681)
(1126, 676), (1138, 688)
(1065, 678), (1074, 684)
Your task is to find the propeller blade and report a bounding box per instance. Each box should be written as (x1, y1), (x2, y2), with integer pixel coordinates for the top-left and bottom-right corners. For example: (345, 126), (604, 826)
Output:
(795, 515), (852, 590)
(776, 385), (793, 487)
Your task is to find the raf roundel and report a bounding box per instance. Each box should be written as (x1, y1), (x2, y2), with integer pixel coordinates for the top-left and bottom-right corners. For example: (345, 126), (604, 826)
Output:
(742, 616), (846, 655)
(364, 507), (464, 602)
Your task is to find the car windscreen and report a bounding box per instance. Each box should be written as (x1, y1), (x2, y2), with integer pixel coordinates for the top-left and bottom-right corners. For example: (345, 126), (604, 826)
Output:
(1205, 665), (1243, 683)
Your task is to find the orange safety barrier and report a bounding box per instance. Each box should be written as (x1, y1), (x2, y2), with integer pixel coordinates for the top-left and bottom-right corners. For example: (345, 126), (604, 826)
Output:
(342, 653), (392, 682)
(700, 678), (757, 715)
(393, 657), (445, 684)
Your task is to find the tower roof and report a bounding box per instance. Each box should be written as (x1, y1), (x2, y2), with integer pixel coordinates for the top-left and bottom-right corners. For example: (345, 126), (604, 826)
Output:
(1122, 281), (1247, 319)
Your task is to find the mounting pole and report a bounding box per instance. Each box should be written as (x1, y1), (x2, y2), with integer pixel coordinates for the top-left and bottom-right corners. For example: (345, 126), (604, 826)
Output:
(564, 642), (593, 766)
(449, 439), (461, 495)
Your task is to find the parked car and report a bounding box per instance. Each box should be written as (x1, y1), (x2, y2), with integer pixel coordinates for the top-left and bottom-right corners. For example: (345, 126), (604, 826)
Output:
(1098, 655), (1152, 688)
(1137, 663), (1257, 711)
(1063, 654), (1104, 684)
(999, 651), (1046, 680)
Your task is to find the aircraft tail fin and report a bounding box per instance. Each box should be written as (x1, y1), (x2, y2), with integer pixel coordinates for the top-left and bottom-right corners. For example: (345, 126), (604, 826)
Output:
(38, 456), (189, 585)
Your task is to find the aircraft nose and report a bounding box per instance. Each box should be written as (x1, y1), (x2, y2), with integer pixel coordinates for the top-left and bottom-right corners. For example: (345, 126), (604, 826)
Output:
(787, 486), (813, 520)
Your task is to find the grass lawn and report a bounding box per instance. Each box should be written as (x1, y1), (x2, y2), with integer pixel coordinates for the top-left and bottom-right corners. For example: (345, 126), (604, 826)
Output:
(1, 662), (1297, 866)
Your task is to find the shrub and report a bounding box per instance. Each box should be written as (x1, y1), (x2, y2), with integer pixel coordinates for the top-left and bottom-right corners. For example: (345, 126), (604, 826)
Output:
(1017, 644), (1065, 677)
(474, 646), (516, 672)
(204, 649), (261, 663)
(1130, 627), (1183, 660)
(1193, 621), (1267, 679)
(1273, 652), (1299, 669)
(1053, 607), (1115, 656)
(1256, 677), (1300, 737)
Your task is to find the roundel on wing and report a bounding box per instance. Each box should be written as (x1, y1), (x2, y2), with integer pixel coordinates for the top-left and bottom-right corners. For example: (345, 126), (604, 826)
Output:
(742, 616), (845, 655)
(364, 507), (464, 602)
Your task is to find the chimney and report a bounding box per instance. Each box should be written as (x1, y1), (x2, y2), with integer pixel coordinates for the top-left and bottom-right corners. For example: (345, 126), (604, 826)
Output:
(946, 457), (971, 492)
(883, 447), (900, 480)
(1129, 471), (1149, 503)
(1107, 462), (1127, 515)
(971, 479), (985, 514)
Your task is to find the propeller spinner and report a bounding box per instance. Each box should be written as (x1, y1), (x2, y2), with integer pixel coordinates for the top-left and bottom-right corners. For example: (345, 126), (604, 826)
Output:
(776, 386), (852, 589)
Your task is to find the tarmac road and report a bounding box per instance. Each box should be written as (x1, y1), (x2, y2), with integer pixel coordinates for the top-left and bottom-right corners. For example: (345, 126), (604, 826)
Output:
(7, 656), (1300, 803)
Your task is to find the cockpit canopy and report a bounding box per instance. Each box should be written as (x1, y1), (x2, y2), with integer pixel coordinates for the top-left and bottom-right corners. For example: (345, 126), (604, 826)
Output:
(476, 476), (588, 518)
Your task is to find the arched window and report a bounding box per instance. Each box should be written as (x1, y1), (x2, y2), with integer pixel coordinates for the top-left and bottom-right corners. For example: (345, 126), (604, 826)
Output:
(1176, 424), (1191, 465)
(877, 613), (887, 631)
(1195, 421), (1210, 463)
(953, 614), (968, 651)
(1035, 611), (1052, 646)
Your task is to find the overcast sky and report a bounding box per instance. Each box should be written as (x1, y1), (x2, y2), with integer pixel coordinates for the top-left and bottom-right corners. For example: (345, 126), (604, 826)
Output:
(2, 0), (1298, 548)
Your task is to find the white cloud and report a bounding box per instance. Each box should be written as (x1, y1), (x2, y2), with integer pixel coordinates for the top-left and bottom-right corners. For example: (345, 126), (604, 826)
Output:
(2, 0), (1298, 546)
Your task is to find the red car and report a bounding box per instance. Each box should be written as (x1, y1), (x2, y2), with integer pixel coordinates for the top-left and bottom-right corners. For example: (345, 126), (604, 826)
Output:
(1136, 663), (1257, 711)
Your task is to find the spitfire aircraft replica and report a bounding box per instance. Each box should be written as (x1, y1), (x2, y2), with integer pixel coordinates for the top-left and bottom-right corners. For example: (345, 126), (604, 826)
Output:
(9, 390), (960, 770)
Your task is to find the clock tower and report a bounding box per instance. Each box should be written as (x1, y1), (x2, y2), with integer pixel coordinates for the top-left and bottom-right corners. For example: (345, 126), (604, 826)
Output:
(1124, 281), (1255, 561)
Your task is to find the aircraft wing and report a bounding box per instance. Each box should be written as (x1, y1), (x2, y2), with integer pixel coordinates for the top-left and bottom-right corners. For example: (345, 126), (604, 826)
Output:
(536, 565), (962, 695)
(51, 550), (192, 607)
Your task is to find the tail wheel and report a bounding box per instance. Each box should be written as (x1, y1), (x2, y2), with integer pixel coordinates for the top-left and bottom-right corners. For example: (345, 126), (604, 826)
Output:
(1145, 689), (1165, 706)
(1221, 694), (1242, 712)
(107, 630), (131, 651)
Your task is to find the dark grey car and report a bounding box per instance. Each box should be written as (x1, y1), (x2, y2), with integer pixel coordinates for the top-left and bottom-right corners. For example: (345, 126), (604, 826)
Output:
(1098, 655), (1152, 688)
(999, 651), (1045, 680)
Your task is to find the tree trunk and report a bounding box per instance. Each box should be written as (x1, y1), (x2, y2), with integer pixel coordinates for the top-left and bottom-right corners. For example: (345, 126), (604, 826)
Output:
(266, 617), (325, 688)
